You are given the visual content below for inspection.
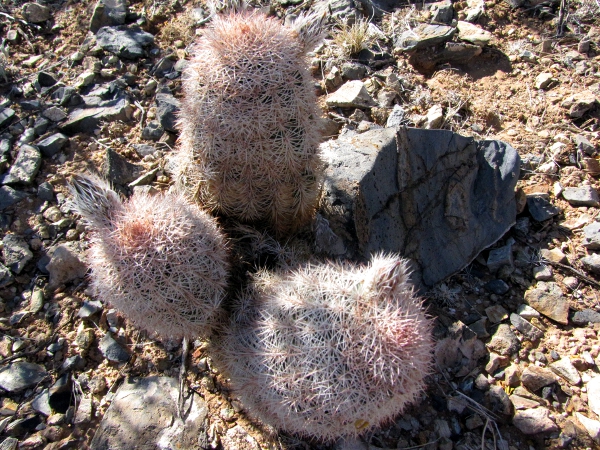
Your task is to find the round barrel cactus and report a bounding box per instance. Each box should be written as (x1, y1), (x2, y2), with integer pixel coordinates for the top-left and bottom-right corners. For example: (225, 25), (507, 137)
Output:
(217, 254), (434, 441)
(69, 175), (229, 340)
(175, 11), (323, 237)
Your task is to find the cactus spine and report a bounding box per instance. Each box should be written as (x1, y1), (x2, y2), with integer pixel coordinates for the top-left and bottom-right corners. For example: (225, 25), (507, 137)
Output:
(218, 254), (434, 441)
(175, 10), (323, 237)
(69, 175), (229, 340)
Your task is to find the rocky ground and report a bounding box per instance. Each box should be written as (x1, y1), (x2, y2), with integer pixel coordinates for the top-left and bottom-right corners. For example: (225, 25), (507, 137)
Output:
(0, 0), (600, 449)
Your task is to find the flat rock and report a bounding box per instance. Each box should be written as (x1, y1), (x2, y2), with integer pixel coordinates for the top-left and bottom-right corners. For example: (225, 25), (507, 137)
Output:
(510, 313), (543, 341)
(549, 357), (581, 385)
(510, 394), (541, 410)
(513, 408), (559, 435)
(90, 376), (208, 449)
(96, 26), (154, 60)
(22, 3), (51, 23)
(562, 186), (600, 207)
(1, 144), (41, 185)
(561, 91), (597, 118)
(312, 0), (358, 21)
(325, 80), (377, 108)
(487, 243), (514, 273)
(320, 127), (520, 287)
(484, 279), (510, 295)
(0, 263), (13, 287)
(0, 362), (47, 392)
(0, 186), (28, 210)
(42, 107), (67, 122)
(395, 23), (456, 51)
(36, 133), (68, 157)
(487, 324), (520, 356)
(2, 234), (32, 274)
(587, 376), (600, 416)
(540, 247), (567, 264)
(576, 412), (600, 441)
(59, 97), (129, 135)
(535, 73), (556, 90)
(90, 0), (128, 33)
(409, 42), (482, 71)
(98, 333), (130, 363)
(46, 244), (88, 290)
(527, 194), (560, 222)
(521, 366), (557, 392)
(583, 222), (600, 249)
(572, 308), (600, 325)
(429, 0), (454, 23)
(155, 93), (180, 133)
(0, 108), (15, 128)
(485, 304), (508, 323)
(456, 21), (492, 47)
(524, 281), (569, 324)
(103, 147), (142, 186)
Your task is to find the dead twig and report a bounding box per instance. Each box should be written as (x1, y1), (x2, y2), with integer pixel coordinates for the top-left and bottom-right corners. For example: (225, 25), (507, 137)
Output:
(544, 259), (600, 289)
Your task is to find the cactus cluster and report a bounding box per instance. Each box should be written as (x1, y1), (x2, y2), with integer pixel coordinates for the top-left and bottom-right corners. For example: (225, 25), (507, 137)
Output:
(174, 10), (323, 236)
(69, 175), (229, 340)
(217, 254), (434, 441)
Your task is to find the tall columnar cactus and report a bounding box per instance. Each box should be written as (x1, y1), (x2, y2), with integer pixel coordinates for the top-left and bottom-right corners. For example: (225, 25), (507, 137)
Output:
(69, 175), (229, 340)
(175, 10), (323, 237)
(217, 254), (434, 441)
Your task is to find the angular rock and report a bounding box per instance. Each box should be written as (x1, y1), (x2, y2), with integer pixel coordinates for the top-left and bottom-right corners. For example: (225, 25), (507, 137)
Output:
(155, 93), (180, 133)
(341, 62), (367, 81)
(587, 376), (600, 416)
(487, 324), (520, 356)
(103, 148), (142, 186)
(0, 263), (13, 287)
(59, 98), (129, 135)
(510, 313), (543, 341)
(98, 333), (129, 363)
(583, 222), (600, 250)
(487, 243), (514, 273)
(572, 308), (600, 325)
(485, 385), (512, 416)
(1, 144), (41, 185)
(90, 376), (208, 449)
(485, 305), (508, 323)
(549, 358), (581, 385)
(513, 408), (559, 435)
(0, 362), (47, 392)
(425, 104), (443, 129)
(574, 134), (596, 156)
(0, 186), (28, 210)
(312, 0), (358, 21)
(42, 107), (67, 122)
(36, 133), (68, 157)
(74, 396), (93, 425)
(535, 73), (556, 90)
(527, 194), (560, 222)
(96, 26), (154, 60)
(456, 21), (492, 47)
(141, 121), (164, 141)
(0, 108), (15, 129)
(321, 127), (520, 287)
(562, 186), (600, 207)
(325, 80), (377, 108)
(524, 281), (569, 324)
(46, 244), (88, 290)
(429, 0), (454, 23)
(386, 104), (406, 128)
(521, 366), (557, 392)
(409, 42), (482, 71)
(484, 279), (510, 295)
(2, 234), (32, 274)
(32, 390), (52, 416)
(575, 412), (600, 441)
(510, 394), (540, 410)
(78, 300), (103, 319)
(22, 3), (51, 23)
(395, 23), (456, 51)
(540, 247), (567, 264)
(517, 304), (540, 319)
(90, 0), (128, 33)
(562, 91), (597, 119)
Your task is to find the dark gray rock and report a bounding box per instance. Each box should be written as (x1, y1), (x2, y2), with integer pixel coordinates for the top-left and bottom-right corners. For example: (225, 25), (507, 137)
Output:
(527, 194), (560, 222)
(487, 243), (514, 273)
(0, 108), (15, 129)
(90, 376), (208, 449)
(96, 26), (154, 60)
(487, 324), (520, 356)
(52, 86), (83, 107)
(141, 121), (164, 141)
(155, 93), (180, 133)
(485, 385), (512, 416)
(312, 0), (358, 21)
(152, 57), (175, 78)
(90, 0), (128, 33)
(583, 222), (600, 250)
(22, 2), (51, 23)
(429, 0), (454, 23)
(2, 234), (32, 274)
(0, 362), (47, 392)
(574, 134), (596, 156)
(510, 313), (543, 341)
(33, 117), (50, 136)
(341, 62), (368, 81)
(98, 333), (129, 363)
(37, 181), (55, 201)
(484, 279), (510, 295)
(321, 127), (520, 287)
(46, 244), (88, 289)
(42, 107), (67, 122)
(0, 186), (28, 210)
(386, 105), (406, 128)
(581, 253), (600, 274)
(62, 355), (86, 372)
(572, 309), (600, 325)
(395, 24), (456, 52)
(0, 263), (13, 287)
(1, 144), (41, 185)
(78, 300), (103, 319)
(59, 97), (129, 135)
(20, 100), (42, 111)
(37, 72), (57, 87)
(562, 186), (600, 207)
(37, 133), (68, 157)
(32, 390), (52, 416)
(132, 144), (157, 157)
(0, 139), (11, 156)
(103, 148), (142, 186)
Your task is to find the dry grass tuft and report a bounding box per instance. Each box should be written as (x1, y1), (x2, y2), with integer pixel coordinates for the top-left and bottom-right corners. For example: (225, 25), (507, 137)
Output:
(332, 17), (376, 57)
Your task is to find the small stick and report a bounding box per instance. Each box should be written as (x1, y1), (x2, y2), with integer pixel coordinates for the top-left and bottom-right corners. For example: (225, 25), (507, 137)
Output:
(178, 336), (189, 419)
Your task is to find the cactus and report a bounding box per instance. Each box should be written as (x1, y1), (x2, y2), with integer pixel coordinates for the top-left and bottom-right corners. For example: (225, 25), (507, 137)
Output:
(69, 174), (229, 340)
(175, 10), (323, 237)
(217, 254), (434, 441)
